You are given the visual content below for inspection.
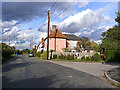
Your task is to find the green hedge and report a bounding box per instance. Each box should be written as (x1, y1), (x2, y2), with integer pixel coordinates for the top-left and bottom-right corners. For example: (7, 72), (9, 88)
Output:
(105, 50), (120, 62)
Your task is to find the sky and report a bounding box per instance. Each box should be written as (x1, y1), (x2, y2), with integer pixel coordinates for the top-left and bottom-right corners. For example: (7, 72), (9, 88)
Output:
(1, 0), (119, 50)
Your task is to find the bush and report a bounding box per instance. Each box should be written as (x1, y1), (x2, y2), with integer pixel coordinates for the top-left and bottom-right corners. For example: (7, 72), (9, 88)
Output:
(66, 54), (74, 60)
(58, 54), (66, 59)
(86, 56), (90, 61)
(62, 48), (69, 52)
(91, 53), (101, 61)
(81, 56), (85, 60)
(41, 51), (47, 59)
(104, 50), (120, 62)
(34, 52), (41, 57)
(53, 54), (57, 59)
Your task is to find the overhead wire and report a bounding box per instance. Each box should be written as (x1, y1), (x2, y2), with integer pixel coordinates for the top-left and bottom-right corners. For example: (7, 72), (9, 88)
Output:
(38, 1), (57, 32)
(52, 1), (73, 20)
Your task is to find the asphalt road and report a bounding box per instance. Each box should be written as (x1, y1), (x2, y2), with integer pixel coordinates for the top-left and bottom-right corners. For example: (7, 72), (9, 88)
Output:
(2, 54), (115, 88)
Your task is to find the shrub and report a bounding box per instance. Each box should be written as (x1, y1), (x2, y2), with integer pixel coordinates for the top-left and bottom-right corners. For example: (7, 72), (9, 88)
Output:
(58, 54), (65, 59)
(41, 51), (47, 59)
(104, 50), (120, 62)
(86, 56), (90, 61)
(66, 54), (74, 60)
(53, 54), (57, 59)
(35, 52), (41, 57)
(62, 48), (69, 52)
(81, 56), (85, 60)
(91, 53), (101, 61)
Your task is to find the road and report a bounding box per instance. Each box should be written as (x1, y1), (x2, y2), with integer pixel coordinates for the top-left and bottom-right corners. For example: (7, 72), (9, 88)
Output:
(2, 54), (116, 88)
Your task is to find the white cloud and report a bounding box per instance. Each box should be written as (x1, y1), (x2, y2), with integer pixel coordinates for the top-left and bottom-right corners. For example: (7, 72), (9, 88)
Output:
(2, 26), (19, 41)
(58, 8), (110, 33)
(0, 20), (18, 28)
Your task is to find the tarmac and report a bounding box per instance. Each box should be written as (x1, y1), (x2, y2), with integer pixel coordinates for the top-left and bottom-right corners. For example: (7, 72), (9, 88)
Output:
(47, 60), (120, 80)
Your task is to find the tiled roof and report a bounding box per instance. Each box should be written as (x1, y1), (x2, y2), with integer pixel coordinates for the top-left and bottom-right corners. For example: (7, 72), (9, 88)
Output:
(64, 34), (81, 41)
(49, 28), (67, 38)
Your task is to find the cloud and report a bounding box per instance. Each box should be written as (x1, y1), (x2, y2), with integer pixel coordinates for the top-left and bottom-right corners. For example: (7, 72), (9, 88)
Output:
(2, 26), (19, 41)
(78, 25), (113, 41)
(57, 8), (110, 33)
(2, 2), (89, 22)
(2, 2), (75, 22)
(0, 20), (18, 28)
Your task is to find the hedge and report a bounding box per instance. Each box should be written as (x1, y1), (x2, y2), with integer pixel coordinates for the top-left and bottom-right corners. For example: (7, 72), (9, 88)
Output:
(105, 50), (120, 62)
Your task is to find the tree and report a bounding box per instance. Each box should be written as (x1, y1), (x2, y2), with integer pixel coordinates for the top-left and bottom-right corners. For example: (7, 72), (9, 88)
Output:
(100, 12), (120, 62)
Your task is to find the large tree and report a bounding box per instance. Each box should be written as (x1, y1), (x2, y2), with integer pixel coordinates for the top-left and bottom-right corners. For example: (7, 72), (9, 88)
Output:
(100, 12), (120, 62)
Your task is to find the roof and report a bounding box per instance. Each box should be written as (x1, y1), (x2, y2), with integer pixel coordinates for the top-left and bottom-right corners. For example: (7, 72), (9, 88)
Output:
(64, 34), (81, 41)
(36, 40), (44, 51)
(49, 28), (67, 38)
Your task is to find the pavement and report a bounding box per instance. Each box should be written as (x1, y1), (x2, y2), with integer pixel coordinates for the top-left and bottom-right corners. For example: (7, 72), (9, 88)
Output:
(47, 60), (120, 80)
(2, 54), (118, 88)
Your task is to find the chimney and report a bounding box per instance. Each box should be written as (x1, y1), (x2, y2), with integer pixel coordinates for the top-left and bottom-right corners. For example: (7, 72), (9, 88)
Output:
(52, 25), (56, 32)
(41, 37), (44, 42)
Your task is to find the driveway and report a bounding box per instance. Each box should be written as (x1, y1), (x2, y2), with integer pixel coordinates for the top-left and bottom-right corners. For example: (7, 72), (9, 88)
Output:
(2, 55), (116, 88)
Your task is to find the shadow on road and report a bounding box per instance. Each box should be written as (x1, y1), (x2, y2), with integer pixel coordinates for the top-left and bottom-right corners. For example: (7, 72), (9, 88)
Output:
(2, 74), (71, 88)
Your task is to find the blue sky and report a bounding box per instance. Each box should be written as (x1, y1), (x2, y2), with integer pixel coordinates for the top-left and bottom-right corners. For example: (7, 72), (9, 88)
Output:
(1, 1), (119, 50)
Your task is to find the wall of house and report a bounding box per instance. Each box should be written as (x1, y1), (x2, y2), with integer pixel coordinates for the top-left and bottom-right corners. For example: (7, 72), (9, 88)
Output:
(56, 38), (66, 52)
(67, 40), (78, 49)
(44, 38), (66, 52)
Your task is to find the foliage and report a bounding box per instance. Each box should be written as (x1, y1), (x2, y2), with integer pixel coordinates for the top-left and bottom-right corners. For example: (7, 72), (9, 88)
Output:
(1, 43), (18, 63)
(58, 54), (66, 59)
(77, 37), (99, 52)
(81, 56), (85, 60)
(53, 54), (57, 59)
(22, 49), (30, 54)
(74, 47), (80, 52)
(62, 48), (69, 52)
(91, 53), (101, 61)
(55, 54), (75, 60)
(34, 52), (41, 57)
(41, 51), (47, 59)
(100, 12), (120, 62)
(66, 54), (74, 60)
(86, 56), (91, 61)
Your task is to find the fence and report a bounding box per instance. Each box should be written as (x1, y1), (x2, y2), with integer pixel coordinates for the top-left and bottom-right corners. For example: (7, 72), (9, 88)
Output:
(49, 52), (96, 59)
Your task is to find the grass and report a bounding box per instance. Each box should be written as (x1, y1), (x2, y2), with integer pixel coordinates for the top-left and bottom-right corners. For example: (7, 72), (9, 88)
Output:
(1, 54), (16, 64)
(51, 59), (105, 62)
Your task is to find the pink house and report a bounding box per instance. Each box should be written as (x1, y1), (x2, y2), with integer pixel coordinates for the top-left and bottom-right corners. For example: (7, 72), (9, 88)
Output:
(37, 25), (81, 52)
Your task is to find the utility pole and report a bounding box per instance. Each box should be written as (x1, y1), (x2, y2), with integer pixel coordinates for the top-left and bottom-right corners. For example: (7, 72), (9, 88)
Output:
(9, 35), (10, 46)
(47, 10), (50, 60)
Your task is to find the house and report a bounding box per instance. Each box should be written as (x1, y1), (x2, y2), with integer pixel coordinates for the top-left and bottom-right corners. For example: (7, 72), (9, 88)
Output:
(36, 38), (44, 53)
(36, 25), (81, 52)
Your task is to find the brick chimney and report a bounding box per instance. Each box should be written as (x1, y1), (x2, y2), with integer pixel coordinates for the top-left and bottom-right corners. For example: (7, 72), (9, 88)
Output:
(52, 25), (56, 32)
(41, 37), (44, 42)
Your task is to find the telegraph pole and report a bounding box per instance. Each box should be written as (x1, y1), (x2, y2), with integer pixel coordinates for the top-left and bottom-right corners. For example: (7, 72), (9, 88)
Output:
(47, 10), (50, 60)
